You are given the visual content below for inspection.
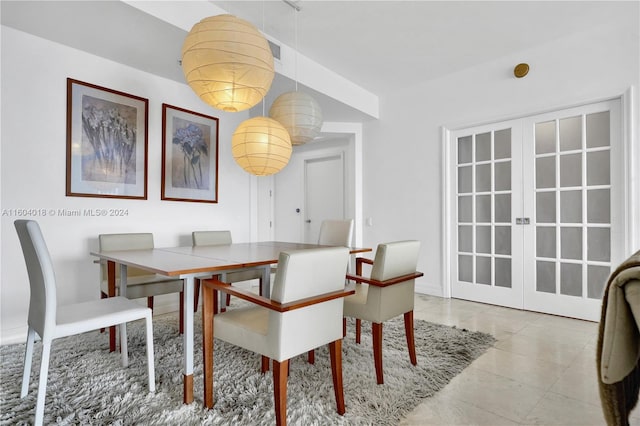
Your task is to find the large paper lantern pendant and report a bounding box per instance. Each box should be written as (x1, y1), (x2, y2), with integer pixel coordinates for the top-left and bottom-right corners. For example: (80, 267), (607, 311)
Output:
(232, 117), (292, 176)
(181, 15), (275, 112)
(269, 91), (323, 145)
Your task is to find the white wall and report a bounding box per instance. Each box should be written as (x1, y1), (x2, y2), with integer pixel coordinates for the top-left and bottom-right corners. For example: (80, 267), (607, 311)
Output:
(0, 27), (255, 343)
(362, 21), (640, 296)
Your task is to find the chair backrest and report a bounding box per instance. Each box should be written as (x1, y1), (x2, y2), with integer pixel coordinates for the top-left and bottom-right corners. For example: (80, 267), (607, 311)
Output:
(14, 220), (57, 337)
(371, 240), (421, 281)
(318, 219), (354, 247)
(98, 233), (155, 278)
(271, 247), (349, 303)
(270, 246), (350, 360)
(192, 230), (232, 246)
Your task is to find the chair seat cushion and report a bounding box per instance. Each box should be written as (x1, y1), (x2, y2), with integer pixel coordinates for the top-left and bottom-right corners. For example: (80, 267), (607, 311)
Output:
(343, 283), (371, 319)
(100, 275), (183, 299)
(223, 269), (263, 283)
(344, 280), (415, 323)
(55, 296), (150, 339)
(214, 306), (270, 356)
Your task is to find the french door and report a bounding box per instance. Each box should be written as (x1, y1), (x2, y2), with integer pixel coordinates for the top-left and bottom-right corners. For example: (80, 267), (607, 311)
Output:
(450, 99), (623, 321)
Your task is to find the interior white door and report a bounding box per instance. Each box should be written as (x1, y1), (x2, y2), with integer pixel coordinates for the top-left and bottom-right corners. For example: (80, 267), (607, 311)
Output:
(522, 100), (622, 321)
(450, 99), (623, 321)
(303, 154), (345, 243)
(451, 121), (524, 309)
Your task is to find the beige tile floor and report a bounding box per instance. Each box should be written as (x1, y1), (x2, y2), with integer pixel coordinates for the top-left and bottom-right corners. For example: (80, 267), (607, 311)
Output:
(399, 294), (639, 426)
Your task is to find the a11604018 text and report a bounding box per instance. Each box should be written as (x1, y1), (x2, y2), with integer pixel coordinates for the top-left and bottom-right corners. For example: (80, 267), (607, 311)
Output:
(1, 208), (129, 217)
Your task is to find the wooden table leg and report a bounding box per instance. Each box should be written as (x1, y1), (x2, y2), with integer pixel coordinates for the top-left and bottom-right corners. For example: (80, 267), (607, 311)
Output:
(183, 374), (193, 404)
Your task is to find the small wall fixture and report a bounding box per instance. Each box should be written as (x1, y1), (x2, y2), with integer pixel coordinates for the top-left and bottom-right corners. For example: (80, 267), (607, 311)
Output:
(232, 117), (293, 176)
(181, 15), (275, 112)
(514, 63), (530, 78)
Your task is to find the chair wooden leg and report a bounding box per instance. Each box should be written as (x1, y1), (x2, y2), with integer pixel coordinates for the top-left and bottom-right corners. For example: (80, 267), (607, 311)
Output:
(404, 311), (417, 365)
(261, 356), (270, 373)
(107, 261), (117, 352)
(202, 281), (216, 409)
(372, 322), (384, 384)
(194, 279), (200, 312)
(307, 350), (315, 364)
(179, 292), (184, 333)
(329, 339), (346, 415)
(221, 283), (228, 312)
(100, 291), (107, 333)
(179, 292), (184, 334)
(343, 317), (347, 338)
(355, 319), (362, 344)
(109, 324), (117, 353)
(273, 359), (289, 426)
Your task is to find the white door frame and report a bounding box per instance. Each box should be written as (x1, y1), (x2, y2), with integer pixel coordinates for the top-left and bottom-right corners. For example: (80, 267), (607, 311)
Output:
(442, 88), (638, 303)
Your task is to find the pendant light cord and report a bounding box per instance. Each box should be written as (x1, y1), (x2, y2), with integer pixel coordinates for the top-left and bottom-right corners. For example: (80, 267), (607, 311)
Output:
(262, 0), (266, 116)
(294, 8), (299, 92)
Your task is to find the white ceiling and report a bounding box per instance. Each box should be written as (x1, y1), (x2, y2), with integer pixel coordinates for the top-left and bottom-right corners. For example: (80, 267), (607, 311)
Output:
(215, 0), (637, 94)
(2, 1), (638, 123)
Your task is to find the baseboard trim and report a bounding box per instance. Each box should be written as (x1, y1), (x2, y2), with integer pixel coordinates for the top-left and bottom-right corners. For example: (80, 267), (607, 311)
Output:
(415, 282), (445, 298)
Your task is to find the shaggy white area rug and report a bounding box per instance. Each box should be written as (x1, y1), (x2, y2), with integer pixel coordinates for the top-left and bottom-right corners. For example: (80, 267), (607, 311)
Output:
(0, 310), (494, 425)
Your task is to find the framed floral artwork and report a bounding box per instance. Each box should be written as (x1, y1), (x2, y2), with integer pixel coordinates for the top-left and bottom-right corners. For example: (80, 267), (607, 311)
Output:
(161, 104), (219, 203)
(66, 78), (148, 199)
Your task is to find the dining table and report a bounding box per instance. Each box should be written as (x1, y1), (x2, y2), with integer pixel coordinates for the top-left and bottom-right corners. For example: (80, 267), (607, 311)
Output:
(91, 241), (371, 405)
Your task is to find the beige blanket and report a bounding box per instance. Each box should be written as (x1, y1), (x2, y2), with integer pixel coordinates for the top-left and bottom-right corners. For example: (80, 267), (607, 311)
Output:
(597, 249), (640, 425)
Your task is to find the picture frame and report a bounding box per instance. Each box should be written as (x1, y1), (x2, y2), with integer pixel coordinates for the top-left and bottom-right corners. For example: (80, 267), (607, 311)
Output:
(66, 78), (148, 199)
(161, 104), (219, 203)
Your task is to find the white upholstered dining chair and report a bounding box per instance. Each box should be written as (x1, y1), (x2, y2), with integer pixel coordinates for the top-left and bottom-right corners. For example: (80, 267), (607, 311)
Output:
(271, 219), (354, 278)
(344, 240), (423, 384)
(15, 220), (155, 426)
(98, 233), (185, 351)
(305, 219), (354, 363)
(317, 219), (354, 247)
(192, 230), (264, 311)
(201, 246), (352, 426)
